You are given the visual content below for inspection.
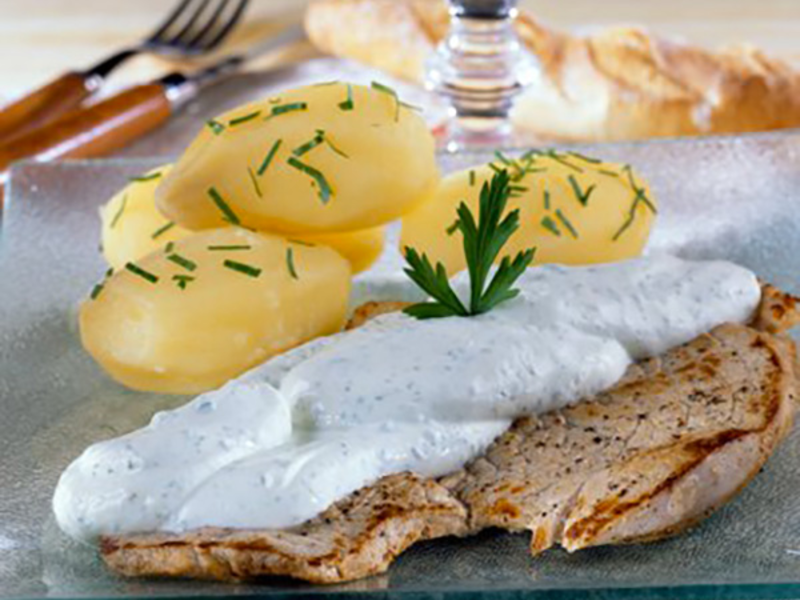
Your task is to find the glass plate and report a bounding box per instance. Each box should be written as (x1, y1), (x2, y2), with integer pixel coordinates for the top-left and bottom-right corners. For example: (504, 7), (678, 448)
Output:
(2, 130), (800, 600)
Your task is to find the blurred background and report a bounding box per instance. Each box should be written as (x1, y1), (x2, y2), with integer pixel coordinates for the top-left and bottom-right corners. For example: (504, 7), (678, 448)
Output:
(2, 0), (799, 101)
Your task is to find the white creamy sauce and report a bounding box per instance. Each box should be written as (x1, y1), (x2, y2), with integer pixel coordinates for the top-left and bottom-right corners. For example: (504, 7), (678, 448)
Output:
(54, 255), (761, 542)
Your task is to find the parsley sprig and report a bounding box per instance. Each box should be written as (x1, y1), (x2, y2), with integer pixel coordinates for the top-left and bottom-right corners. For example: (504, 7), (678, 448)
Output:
(402, 170), (535, 319)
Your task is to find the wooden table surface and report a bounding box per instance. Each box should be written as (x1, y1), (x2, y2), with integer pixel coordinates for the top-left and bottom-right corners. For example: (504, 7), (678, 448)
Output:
(1, 0), (800, 101)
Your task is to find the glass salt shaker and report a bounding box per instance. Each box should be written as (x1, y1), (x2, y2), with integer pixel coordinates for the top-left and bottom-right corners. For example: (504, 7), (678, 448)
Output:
(426, 0), (539, 152)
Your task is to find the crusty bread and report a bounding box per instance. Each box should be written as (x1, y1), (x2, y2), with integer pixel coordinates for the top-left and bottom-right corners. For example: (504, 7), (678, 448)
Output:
(101, 285), (800, 583)
(304, 0), (800, 141)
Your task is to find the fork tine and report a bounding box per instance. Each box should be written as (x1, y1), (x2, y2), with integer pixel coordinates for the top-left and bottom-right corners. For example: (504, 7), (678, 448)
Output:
(182, 0), (230, 50)
(167, 0), (213, 47)
(197, 0), (249, 52)
(146, 0), (195, 44)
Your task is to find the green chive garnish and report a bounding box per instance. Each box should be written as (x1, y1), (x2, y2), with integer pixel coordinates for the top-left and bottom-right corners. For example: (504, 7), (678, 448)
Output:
(90, 283), (104, 300)
(207, 244), (251, 251)
(208, 187), (240, 225)
(313, 80), (339, 87)
(622, 165), (657, 214)
(288, 239), (316, 247)
(165, 241), (175, 253)
(110, 194), (128, 228)
(546, 150), (584, 173)
(172, 274), (195, 290)
(224, 259), (261, 278)
(130, 171), (163, 183)
(339, 84), (354, 111)
(167, 253), (197, 272)
(258, 140), (282, 176)
(286, 247), (299, 280)
(488, 162), (503, 174)
(541, 216), (561, 237)
(599, 169), (619, 178)
(613, 211), (636, 242)
(267, 102), (307, 118)
(568, 151), (602, 164)
(399, 101), (422, 112)
(469, 170), (476, 186)
(322, 131), (349, 158)
(445, 219), (460, 236)
(206, 119), (225, 135)
(150, 221), (175, 240)
(125, 262), (159, 283)
(287, 157), (333, 204)
(567, 175), (596, 207)
(371, 81), (400, 121)
(555, 209), (579, 238)
(292, 133), (324, 157)
(228, 111), (262, 126)
(247, 167), (262, 198)
(543, 188), (551, 210)
(494, 150), (512, 165)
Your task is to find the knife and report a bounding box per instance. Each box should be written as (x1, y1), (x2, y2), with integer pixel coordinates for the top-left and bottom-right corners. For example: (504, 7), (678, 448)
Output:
(0, 24), (306, 197)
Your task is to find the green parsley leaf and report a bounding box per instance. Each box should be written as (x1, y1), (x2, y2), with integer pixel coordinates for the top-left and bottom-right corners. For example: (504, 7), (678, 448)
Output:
(403, 170), (535, 319)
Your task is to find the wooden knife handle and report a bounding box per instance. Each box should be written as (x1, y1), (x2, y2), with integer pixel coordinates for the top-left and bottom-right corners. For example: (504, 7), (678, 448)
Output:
(0, 83), (171, 190)
(0, 72), (98, 145)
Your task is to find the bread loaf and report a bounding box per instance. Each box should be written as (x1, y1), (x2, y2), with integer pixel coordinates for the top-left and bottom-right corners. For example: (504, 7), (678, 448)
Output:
(305, 0), (800, 141)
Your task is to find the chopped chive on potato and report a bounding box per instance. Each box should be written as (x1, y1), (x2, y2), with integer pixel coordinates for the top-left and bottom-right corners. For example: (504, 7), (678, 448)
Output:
(81, 228), (351, 395)
(400, 151), (657, 275)
(100, 165), (183, 271)
(156, 82), (439, 234)
(100, 164), (385, 274)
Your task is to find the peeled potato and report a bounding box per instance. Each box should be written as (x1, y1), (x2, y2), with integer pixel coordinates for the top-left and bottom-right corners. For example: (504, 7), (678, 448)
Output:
(101, 165), (385, 274)
(156, 82), (439, 234)
(80, 228), (351, 394)
(297, 227), (385, 274)
(100, 165), (183, 270)
(400, 151), (657, 274)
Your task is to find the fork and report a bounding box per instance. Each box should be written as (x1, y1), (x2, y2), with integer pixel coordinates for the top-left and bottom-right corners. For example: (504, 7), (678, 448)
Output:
(0, 0), (248, 144)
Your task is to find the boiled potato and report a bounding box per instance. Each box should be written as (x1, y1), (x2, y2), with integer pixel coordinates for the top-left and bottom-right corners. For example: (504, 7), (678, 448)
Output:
(297, 227), (385, 274)
(81, 228), (351, 394)
(400, 151), (657, 274)
(156, 82), (439, 234)
(100, 165), (183, 270)
(101, 166), (385, 274)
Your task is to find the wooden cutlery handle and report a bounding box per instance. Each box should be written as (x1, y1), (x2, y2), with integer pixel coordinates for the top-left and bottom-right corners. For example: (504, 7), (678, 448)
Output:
(0, 83), (171, 189)
(0, 72), (98, 144)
